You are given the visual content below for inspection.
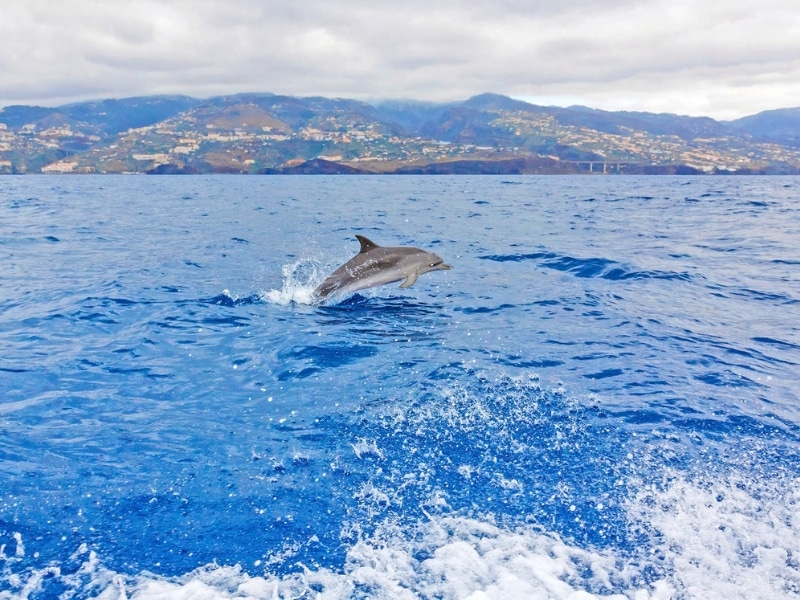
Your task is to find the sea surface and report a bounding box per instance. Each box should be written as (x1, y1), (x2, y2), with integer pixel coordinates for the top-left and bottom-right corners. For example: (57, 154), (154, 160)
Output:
(1, 174), (799, 599)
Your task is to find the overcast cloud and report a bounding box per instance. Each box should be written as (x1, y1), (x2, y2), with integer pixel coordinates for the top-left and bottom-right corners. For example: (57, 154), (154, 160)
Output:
(1, 0), (798, 119)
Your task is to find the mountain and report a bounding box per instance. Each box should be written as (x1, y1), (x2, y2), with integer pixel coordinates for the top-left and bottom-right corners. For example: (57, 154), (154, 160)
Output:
(61, 95), (200, 135)
(372, 100), (453, 132)
(2, 93), (800, 174)
(0, 95), (199, 135)
(727, 108), (800, 148)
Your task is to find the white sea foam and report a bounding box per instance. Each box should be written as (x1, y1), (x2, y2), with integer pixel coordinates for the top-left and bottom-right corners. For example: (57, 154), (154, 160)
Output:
(3, 471), (798, 599)
(625, 470), (800, 599)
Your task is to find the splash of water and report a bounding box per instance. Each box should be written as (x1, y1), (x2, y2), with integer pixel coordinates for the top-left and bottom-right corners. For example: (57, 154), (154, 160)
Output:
(261, 258), (322, 306)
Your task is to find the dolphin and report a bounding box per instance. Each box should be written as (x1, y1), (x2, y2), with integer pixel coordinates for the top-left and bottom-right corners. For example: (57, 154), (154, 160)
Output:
(314, 235), (451, 299)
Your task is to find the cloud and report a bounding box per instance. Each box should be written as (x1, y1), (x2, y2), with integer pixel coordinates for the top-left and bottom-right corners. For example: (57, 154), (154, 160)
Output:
(1, 0), (799, 119)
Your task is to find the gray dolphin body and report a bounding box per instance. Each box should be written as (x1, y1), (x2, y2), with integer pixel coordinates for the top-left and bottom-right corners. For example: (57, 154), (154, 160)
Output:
(314, 235), (451, 299)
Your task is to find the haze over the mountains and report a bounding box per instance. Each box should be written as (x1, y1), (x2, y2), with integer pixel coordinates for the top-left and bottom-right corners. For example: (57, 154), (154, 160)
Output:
(2, 1), (799, 121)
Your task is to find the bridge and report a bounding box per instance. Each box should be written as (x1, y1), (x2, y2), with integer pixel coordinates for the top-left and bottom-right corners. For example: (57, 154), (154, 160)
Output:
(568, 161), (625, 174)
(563, 161), (701, 175)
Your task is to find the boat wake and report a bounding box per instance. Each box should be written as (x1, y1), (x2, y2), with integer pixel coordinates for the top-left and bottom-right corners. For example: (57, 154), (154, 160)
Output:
(3, 472), (798, 599)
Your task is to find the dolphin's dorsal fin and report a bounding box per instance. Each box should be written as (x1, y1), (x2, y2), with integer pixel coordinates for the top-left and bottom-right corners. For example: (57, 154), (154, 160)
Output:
(356, 235), (380, 254)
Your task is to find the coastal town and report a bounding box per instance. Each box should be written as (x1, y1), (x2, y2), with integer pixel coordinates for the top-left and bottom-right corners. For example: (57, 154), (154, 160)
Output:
(1, 94), (799, 174)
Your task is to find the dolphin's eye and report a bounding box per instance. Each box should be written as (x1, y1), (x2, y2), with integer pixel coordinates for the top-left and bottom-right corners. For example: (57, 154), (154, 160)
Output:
(430, 262), (437, 267)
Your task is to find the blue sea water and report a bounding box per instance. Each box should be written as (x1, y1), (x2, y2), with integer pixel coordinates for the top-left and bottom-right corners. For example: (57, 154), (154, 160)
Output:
(1, 174), (799, 599)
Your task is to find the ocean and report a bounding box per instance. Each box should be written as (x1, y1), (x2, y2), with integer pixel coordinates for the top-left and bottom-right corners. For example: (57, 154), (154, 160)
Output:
(1, 174), (799, 599)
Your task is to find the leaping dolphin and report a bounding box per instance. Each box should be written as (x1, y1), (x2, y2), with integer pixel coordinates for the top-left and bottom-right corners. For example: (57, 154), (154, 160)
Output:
(314, 235), (451, 299)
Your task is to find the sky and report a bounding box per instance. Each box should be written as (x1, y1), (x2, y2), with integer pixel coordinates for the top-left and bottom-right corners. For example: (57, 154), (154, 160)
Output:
(1, 0), (799, 120)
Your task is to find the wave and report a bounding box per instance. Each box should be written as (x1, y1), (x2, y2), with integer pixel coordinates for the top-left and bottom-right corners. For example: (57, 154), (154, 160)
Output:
(274, 342), (380, 381)
(479, 252), (695, 282)
(202, 290), (262, 308)
(709, 285), (798, 306)
(752, 336), (800, 352)
(454, 303), (516, 315)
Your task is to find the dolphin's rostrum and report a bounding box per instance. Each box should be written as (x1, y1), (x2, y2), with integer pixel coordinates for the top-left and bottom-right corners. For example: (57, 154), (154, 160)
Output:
(314, 235), (451, 299)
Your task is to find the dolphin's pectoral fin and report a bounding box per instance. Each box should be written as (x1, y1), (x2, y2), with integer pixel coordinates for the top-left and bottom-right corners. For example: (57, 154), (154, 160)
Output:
(399, 273), (418, 288)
